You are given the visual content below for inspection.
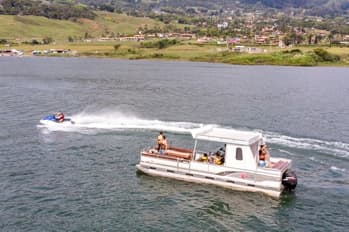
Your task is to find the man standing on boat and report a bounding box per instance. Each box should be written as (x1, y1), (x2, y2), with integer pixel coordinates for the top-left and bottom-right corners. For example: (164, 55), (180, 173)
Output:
(157, 131), (165, 152)
(159, 136), (168, 155)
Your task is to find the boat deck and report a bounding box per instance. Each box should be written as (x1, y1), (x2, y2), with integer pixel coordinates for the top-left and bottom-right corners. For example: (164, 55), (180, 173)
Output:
(142, 147), (290, 171)
(272, 160), (289, 170)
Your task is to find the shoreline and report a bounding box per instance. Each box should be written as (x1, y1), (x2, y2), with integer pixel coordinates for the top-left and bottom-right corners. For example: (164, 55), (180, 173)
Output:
(19, 54), (349, 68)
(5, 42), (349, 67)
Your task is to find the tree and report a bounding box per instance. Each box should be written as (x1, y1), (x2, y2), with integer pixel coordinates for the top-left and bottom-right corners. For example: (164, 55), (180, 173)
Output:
(0, 39), (8, 44)
(1, 0), (96, 20)
(328, 31), (334, 45)
(84, 32), (91, 39)
(42, 36), (53, 44)
(113, 44), (121, 53)
(31, 39), (40, 45)
(68, 36), (74, 43)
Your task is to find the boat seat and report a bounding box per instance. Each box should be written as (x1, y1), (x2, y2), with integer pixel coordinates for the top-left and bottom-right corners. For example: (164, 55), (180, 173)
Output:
(142, 148), (192, 160)
(165, 149), (191, 160)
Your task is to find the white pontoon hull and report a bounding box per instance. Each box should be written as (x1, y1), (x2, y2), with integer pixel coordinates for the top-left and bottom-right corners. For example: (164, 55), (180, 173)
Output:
(136, 163), (282, 198)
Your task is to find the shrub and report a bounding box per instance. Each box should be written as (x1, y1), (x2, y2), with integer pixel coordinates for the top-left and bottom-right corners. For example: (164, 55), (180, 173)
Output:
(140, 39), (178, 49)
(113, 44), (121, 52)
(290, 49), (302, 54)
(312, 48), (340, 62)
(42, 37), (53, 44)
(0, 39), (8, 44)
(127, 48), (137, 54)
(282, 49), (302, 54)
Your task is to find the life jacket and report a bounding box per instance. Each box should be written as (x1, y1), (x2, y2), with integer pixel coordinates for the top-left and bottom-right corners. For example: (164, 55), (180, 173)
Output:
(58, 114), (64, 122)
(259, 148), (266, 161)
(259, 152), (265, 161)
(55, 113), (64, 122)
(214, 156), (222, 165)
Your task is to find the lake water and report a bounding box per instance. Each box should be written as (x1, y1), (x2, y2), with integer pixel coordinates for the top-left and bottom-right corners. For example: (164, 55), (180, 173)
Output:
(0, 57), (348, 231)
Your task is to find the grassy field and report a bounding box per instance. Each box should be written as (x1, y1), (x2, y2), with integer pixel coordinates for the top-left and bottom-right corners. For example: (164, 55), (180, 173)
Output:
(0, 12), (166, 42)
(0, 15), (85, 41)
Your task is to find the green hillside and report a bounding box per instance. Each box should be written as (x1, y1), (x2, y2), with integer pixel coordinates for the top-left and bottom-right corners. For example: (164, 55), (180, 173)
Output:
(75, 0), (349, 17)
(0, 12), (165, 42)
(0, 15), (85, 41)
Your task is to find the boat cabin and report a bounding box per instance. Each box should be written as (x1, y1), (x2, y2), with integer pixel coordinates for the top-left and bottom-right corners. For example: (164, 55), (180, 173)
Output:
(191, 126), (263, 171)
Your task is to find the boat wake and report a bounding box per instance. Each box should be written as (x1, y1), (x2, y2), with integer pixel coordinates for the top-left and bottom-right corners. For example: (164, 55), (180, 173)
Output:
(264, 131), (349, 159)
(37, 110), (215, 134)
(37, 110), (349, 159)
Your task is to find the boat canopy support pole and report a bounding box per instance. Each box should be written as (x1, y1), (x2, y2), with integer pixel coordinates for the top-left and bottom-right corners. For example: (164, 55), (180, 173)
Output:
(189, 140), (198, 171)
(192, 140), (198, 160)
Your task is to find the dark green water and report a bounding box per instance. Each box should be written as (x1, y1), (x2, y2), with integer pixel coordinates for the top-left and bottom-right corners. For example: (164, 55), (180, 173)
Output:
(0, 57), (348, 231)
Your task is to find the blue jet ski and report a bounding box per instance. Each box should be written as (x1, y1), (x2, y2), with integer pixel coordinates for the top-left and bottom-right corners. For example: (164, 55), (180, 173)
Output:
(40, 113), (75, 125)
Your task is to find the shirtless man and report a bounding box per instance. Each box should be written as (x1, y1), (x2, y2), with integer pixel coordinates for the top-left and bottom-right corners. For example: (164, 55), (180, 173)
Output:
(157, 131), (164, 152)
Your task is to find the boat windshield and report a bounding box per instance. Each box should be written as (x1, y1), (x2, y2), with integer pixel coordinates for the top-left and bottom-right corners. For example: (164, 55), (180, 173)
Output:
(194, 140), (226, 164)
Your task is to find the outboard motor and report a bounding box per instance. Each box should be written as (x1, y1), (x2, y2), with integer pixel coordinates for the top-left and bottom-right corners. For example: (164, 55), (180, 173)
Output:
(282, 170), (297, 190)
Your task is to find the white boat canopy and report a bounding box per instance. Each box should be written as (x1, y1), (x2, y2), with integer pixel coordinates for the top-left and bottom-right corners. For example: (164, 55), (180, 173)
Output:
(190, 126), (262, 146)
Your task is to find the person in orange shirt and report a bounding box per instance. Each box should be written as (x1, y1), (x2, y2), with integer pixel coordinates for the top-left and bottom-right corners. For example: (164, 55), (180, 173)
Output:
(259, 144), (271, 167)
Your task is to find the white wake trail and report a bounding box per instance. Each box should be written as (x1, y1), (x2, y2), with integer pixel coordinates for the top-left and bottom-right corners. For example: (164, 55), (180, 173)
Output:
(37, 110), (349, 159)
(264, 131), (349, 159)
(38, 111), (210, 134)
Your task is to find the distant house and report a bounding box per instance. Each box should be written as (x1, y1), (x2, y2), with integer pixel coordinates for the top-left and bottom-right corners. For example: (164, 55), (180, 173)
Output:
(32, 49), (71, 55)
(341, 35), (349, 45)
(227, 37), (240, 45)
(217, 22), (229, 30)
(98, 37), (113, 42)
(233, 45), (246, 52)
(278, 40), (286, 48)
(167, 33), (195, 40)
(0, 49), (24, 57)
(197, 37), (212, 43)
(255, 35), (268, 44)
(179, 33), (196, 39)
(232, 46), (264, 53)
(246, 47), (264, 53)
(217, 40), (227, 45)
(157, 33), (165, 38)
(117, 35), (144, 41)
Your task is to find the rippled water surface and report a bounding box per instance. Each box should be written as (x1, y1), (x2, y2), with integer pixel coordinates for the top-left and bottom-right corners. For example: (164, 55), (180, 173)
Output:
(1, 57), (349, 231)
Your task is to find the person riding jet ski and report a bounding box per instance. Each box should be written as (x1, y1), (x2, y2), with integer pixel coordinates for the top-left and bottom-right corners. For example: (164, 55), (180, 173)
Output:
(40, 112), (74, 125)
(54, 112), (65, 122)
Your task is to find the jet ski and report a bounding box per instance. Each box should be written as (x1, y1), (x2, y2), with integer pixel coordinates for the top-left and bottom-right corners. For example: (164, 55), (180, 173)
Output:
(40, 112), (75, 125)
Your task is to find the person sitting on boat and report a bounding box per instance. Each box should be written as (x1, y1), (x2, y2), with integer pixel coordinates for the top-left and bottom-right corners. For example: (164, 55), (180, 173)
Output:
(159, 135), (168, 155)
(200, 153), (209, 162)
(54, 112), (65, 123)
(259, 144), (271, 167)
(214, 153), (224, 165)
(156, 131), (165, 152)
(216, 145), (226, 157)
